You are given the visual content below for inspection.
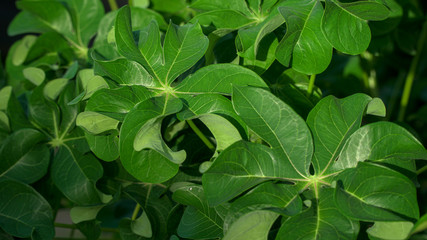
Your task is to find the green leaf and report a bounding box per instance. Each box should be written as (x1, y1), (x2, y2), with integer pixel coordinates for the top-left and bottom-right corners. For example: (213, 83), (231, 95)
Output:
(412, 213), (427, 235)
(29, 84), (60, 132)
(11, 35), (37, 66)
(115, 6), (208, 85)
(172, 184), (223, 239)
(93, 56), (156, 87)
(203, 141), (287, 205)
(77, 111), (120, 135)
(23, 67), (45, 86)
(191, 10), (255, 29)
(123, 184), (173, 239)
(232, 86), (312, 178)
(191, 0), (252, 16)
(43, 78), (69, 100)
(223, 210), (278, 240)
(224, 182), (302, 230)
(132, 211), (152, 238)
(335, 122), (427, 171)
(0, 86), (12, 111)
(322, 0), (390, 55)
(70, 205), (104, 224)
(367, 221), (413, 240)
(85, 133), (119, 162)
(276, 188), (359, 240)
(10, 1), (74, 42)
(120, 97), (182, 182)
(0, 86), (30, 130)
(334, 162), (419, 221)
(51, 145), (103, 205)
(306, 93), (374, 175)
(242, 33), (278, 75)
(62, 0), (104, 46)
(176, 64), (268, 95)
(276, 0), (333, 74)
(86, 86), (153, 121)
(366, 97), (386, 117)
(0, 179), (54, 240)
(0, 129), (49, 184)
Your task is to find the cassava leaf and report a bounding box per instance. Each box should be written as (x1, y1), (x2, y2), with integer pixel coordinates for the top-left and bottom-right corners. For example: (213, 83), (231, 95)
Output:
(0, 179), (54, 240)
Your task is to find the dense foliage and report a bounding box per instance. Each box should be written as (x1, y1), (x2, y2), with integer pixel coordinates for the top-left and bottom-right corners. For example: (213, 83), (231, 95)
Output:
(1, 0), (427, 239)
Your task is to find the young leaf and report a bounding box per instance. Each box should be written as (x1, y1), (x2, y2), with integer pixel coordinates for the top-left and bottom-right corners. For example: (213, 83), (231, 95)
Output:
(0, 179), (54, 240)
(76, 111), (120, 135)
(276, 0), (333, 74)
(367, 221), (413, 240)
(223, 211), (278, 240)
(23, 67), (45, 86)
(120, 96), (183, 182)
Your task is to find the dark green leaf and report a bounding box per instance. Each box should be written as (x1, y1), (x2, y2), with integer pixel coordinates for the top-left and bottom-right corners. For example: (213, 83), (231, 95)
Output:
(0, 179), (54, 240)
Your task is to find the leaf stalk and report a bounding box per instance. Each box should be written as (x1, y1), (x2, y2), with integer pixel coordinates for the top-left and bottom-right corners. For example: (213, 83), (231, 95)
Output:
(108, 0), (118, 11)
(307, 74), (316, 97)
(398, 18), (427, 122)
(187, 119), (215, 151)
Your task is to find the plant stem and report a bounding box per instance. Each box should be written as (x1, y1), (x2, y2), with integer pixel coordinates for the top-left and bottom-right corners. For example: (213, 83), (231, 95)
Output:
(187, 120), (215, 151)
(307, 74), (316, 97)
(398, 19), (427, 122)
(417, 165), (427, 175)
(131, 203), (141, 220)
(108, 0), (118, 11)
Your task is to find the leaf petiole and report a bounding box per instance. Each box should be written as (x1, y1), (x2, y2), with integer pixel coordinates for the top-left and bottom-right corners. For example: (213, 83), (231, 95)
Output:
(307, 74), (316, 97)
(186, 119), (215, 152)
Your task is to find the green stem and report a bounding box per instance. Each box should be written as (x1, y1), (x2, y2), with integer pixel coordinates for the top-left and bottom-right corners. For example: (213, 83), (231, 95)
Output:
(417, 165), (427, 175)
(307, 74), (316, 97)
(398, 19), (427, 122)
(131, 204), (141, 220)
(108, 0), (118, 11)
(187, 120), (215, 151)
(54, 222), (119, 233)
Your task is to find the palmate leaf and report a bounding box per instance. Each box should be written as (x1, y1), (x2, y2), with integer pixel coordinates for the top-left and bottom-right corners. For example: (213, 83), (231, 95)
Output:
(0, 179), (54, 240)
(115, 5), (208, 86)
(202, 86), (426, 238)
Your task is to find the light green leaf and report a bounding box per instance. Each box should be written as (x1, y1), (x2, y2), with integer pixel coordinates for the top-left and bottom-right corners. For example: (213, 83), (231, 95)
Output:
(23, 67), (45, 86)
(10, 1), (74, 42)
(120, 97), (182, 182)
(0, 86), (12, 111)
(76, 111), (119, 135)
(276, 0), (332, 74)
(134, 117), (186, 164)
(306, 93), (374, 175)
(0, 112), (9, 133)
(0, 179), (54, 240)
(191, 10), (255, 29)
(43, 78), (69, 100)
(172, 184), (223, 239)
(366, 97), (386, 117)
(242, 33), (278, 75)
(367, 221), (413, 240)
(51, 145), (103, 205)
(223, 210), (278, 240)
(70, 205), (105, 224)
(115, 6), (208, 85)
(176, 64), (268, 95)
(335, 122), (427, 171)
(82, 75), (109, 100)
(334, 162), (419, 221)
(62, 0), (104, 46)
(322, 0), (390, 55)
(412, 213), (427, 235)
(132, 211), (152, 238)
(0, 129), (49, 184)
(276, 188), (359, 240)
(232, 86), (312, 178)
(12, 35), (37, 66)
(199, 114), (242, 152)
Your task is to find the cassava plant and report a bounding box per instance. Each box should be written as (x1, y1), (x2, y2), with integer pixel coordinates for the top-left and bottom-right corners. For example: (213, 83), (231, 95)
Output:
(1, 0), (427, 240)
